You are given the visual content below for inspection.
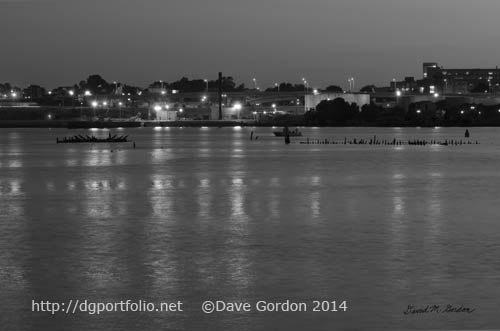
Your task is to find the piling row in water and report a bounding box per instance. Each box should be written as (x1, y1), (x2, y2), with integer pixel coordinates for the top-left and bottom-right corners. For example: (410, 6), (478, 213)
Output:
(299, 137), (479, 146)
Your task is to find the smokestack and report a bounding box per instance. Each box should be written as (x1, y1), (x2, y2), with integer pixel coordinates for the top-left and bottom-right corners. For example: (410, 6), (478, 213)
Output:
(218, 72), (222, 120)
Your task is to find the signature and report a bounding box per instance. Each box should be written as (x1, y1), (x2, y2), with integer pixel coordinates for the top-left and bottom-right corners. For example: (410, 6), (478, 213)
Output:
(403, 304), (476, 315)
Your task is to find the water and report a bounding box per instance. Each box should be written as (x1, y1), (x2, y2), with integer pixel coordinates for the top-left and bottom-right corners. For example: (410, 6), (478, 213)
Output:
(1, 127), (500, 330)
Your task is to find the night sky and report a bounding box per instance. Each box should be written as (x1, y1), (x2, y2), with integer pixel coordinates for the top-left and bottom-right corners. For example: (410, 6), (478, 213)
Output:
(1, 0), (500, 90)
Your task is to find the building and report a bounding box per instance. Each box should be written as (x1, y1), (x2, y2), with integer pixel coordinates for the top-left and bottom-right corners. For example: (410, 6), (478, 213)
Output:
(156, 109), (177, 121)
(422, 62), (500, 94)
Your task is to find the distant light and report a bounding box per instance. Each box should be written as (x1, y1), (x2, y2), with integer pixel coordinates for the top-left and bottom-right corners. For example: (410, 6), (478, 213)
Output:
(416, 110), (421, 114)
(263, 111), (267, 114)
(179, 108), (183, 113)
(233, 103), (242, 111)
(103, 101), (108, 106)
(396, 90), (402, 97)
(48, 91), (52, 95)
(172, 90), (178, 94)
(313, 89), (319, 95)
(461, 110), (465, 114)
(91, 101), (98, 107)
(471, 106), (476, 110)
(47, 114), (52, 119)
(161, 91), (166, 95)
(68, 90), (74, 96)
(84, 90), (91, 96)
(272, 103), (276, 108)
(118, 102), (123, 106)
(11, 92), (17, 98)
(164, 105), (169, 110)
(154, 105), (162, 112)
(434, 93), (439, 98)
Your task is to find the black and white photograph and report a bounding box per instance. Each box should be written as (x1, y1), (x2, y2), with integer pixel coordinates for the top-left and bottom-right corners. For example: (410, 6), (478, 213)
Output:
(1, 0), (499, 330)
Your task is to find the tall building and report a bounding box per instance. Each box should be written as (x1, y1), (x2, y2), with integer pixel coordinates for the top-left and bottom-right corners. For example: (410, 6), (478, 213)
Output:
(423, 62), (500, 94)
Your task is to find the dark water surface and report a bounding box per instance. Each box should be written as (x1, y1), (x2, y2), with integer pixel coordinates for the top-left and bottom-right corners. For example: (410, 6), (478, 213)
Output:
(1, 127), (500, 330)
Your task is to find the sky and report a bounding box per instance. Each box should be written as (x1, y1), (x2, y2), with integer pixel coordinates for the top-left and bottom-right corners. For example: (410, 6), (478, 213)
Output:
(1, 0), (500, 90)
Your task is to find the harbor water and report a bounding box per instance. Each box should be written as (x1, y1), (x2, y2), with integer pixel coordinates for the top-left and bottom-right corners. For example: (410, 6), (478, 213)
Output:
(1, 127), (500, 330)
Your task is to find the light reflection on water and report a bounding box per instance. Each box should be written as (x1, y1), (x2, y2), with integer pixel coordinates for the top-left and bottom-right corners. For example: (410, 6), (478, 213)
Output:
(1, 127), (500, 330)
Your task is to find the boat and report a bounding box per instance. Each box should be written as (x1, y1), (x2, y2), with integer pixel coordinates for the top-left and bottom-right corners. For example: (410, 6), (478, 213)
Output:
(56, 133), (129, 143)
(273, 129), (302, 137)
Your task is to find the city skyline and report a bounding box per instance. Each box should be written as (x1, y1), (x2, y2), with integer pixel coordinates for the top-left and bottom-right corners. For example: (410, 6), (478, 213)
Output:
(2, 0), (500, 89)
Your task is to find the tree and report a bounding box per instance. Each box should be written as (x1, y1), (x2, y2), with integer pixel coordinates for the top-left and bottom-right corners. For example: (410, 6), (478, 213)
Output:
(360, 85), (376, 93)
(315, 98), (359, 125)
(325, 85), (343, 93)
(83, 75), (112, 94)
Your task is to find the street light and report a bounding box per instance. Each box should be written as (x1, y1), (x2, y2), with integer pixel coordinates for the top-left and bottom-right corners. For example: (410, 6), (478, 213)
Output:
(91, 101), (98, 119)
(302, 78), (308, 112)
(118, 102), (123, 120)
(204, 79), (208, 93)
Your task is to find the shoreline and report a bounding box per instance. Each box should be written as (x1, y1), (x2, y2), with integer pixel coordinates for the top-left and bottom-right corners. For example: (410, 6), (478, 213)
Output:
(0, 120), (498, 129)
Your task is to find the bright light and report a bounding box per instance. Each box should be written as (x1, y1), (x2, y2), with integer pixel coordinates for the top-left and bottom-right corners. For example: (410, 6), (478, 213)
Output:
(313, 89), (319, 95)
(272, 104), (276, 108)
(253, 111), (257, 115)
(161, 91), (166, 95)
(47, 114), (52, 119)
(416, 110), (421, 114)
(179, 108), (183, 113)
(434, 93), (439, 98)
(84, 90), (91, 96)
(48, 91), (52, 95)
(118, 102), (123, 106)
(233, 103), (242, 111)
(103, 101), (108, 106)
(69, 90), (74, 96)
(154, 105), (162, 112)
(172, 90), (178, 94)
(461, 110), (465, 114)
(263, 111), (267, 114)
(91, 101), (98, 107)
(11, 92), (17, 98)
(396, 90), (402, 97)
(165, 105), (170, 110)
